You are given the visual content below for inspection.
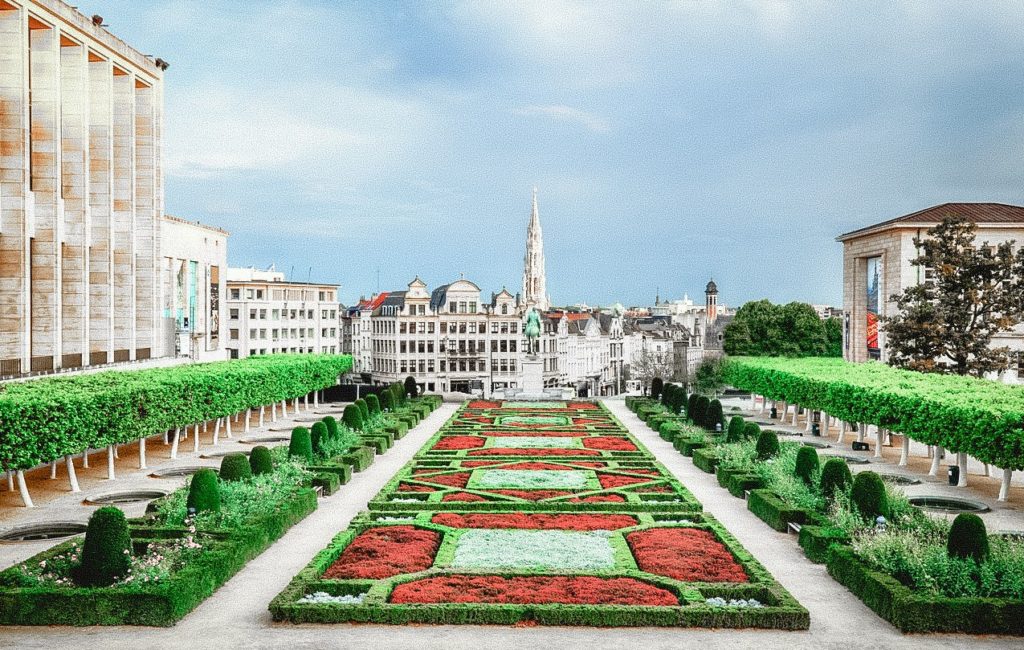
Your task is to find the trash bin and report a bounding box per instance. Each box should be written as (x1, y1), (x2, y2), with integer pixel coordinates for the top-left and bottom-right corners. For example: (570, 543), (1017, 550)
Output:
(811, 423), (821, 437)
(948, 465), (959, 486)
(770, 407), (778, 419)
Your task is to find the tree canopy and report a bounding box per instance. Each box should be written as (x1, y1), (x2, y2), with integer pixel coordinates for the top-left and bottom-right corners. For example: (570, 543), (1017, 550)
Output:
(723, 300), (839, 357)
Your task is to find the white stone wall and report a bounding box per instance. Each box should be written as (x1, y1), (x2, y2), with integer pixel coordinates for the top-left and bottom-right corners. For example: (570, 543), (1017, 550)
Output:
(225, 278), (340, 361)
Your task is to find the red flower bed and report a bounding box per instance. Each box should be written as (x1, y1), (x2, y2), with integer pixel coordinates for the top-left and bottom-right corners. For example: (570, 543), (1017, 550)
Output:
(461, 460), (606, 470)
(442, 492), (489, 502)
(430, 512), (638, 530)
(468, 400), (501, 409)
(397, 483), (436, 492)
(487, 431), (581, 437)
(598, 473), (660, 489)
(323, 526), (440, 579)
(411, 471), (470, 488)
(468, 448), (600, 457)
(582, 437), (637, 451)
(627, 528), (748, 583)
(390, 575), (677, 606)
(569, 402), (599, 409)
(568, 494), (626, 503)
(491, 489), (571, 501)
(432, 436), (486, 450)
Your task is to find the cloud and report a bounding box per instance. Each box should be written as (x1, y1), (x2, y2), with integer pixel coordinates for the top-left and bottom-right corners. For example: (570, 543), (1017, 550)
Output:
(512, 104), (610, 132)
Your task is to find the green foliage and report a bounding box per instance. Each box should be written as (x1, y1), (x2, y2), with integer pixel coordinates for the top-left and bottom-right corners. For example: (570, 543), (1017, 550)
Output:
(794, 446), (820, 485)
(322, 415), (339, 440)
(289, 427), (313, 462)
(186, 468), (221, 514)
(310, 422), (328, 456)
(693, 358), (725, 396)
(219, 453), (252, 482)
(0, 354), (352, 471)
(824, 317), (842, 357)
(705, 399), (724, 431)
(851, 471), (888, 521)
(727, 415), (746, 442)
(947, 513), (990, 562)
(686, 393), (698, 420)
(722, 356), (1024, 469)
(690, 395), (709, 427)
(365, 393), (381, 414)
(249, 445), (274, 476)
(723, 300), (834, 357)
(755, 430), (779, 460)
(650, 377), (664, 400)
(742, 422), (761, 440)
(404, 376), (418, 398)
(381, 389), (396, 411)
(819, 457), (852, 502)
(72, 507), (132, 587)
(342, 404), (364, 431)
(354, 398), (369, 421)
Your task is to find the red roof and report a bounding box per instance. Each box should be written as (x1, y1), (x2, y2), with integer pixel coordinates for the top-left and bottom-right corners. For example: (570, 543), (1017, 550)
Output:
(837, 203), (1024, 241)
(359, 292), (390, 310)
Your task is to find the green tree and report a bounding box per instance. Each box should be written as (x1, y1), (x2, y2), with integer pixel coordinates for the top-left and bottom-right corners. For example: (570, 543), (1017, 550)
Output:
(883, 216), (1024, 377)
(693, 357), (725, 396)
(723, 300), (831, 357)
(824, 317), (843, 357)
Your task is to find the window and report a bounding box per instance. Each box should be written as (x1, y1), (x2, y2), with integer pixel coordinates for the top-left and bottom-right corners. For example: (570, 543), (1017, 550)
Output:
(230, 289), (240, 300)
(259, 329), (266, 339)
(491, 322), (499, 334)
(427, 322), (435, 334)
(249, 329), (256, 339)
(458, 301), (467, 314)
(510, 322), (518, 334)
(400, 322), (407, 334)
(256, 290), (264, 299)
(428, 360), (434, 372)
(400, 341), (407, 353)
(469, 322), (477, 334)
(322, 309), (328, 319)
(500, 340), (507, 352)
(229, 349), (239, 359)
(259, 309), (267, 319)
(500, 322), (508, 334)
(249, 309), (257, 319)
(469, 302), (477, 314)
(418, 341), (425, 353)
(229, 309), (239, 320)
(417, 322), (426, 334)
(491, 340), (498, 352)
(427, 341), (434, 353)
(501, 303), (508, 315)
(510, 340), (517, 352)
(459, 322), (466, 334)
(400, 361), (407, 373)
(418, 360), (425, 373)
(272, 329), (279, 340)
(450, 302), (457, 313)
(509, 359), (516, 372)
(440, 360), (446, 372)
(229, 329), (239, 340)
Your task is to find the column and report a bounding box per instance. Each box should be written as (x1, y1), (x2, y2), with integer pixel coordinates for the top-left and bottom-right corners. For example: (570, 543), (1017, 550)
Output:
(87, 52), (113, 366)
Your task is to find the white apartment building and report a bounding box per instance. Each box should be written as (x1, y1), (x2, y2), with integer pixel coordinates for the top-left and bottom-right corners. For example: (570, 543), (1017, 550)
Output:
(225, 267), (339, 359)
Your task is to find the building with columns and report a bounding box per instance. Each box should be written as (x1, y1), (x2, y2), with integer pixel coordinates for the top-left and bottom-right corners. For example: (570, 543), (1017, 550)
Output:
(0, 0), (172, 377)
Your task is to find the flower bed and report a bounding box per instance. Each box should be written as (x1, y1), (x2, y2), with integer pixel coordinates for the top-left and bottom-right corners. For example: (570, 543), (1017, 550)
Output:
(628, 528), (749, 583)
(390, 575), (677, 606)
(322, 526), (440, 579)
(430, 512), (638, 530)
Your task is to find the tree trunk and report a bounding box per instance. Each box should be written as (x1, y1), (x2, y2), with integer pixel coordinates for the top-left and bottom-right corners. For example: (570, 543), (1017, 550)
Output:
(875, 427), (884, 458)
(66, 455), (80, 493)
(929, 445), (944, 476)
(170, 428), (180, 460)
(193, 423), (201, 453)
(957, 452), (968, 487)
(50, 460), (57, 479)
(16, 470), (34, 508)
(899, 434), (910, 466)
(245, 408), (252, 433)
(213, 418), (221, 446)
(107, 445), (116, 480)
(82, 449), (89, 468)
(998, 468), (1013, 502)
(139, 438), (147, 469)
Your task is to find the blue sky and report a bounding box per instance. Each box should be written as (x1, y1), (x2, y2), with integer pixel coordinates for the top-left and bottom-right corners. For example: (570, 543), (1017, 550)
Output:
(86, 1), (1024, 308)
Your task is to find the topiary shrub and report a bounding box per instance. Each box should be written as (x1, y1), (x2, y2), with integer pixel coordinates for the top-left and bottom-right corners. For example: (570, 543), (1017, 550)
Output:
(310, 421), (328, 457)
(323, 415), (339, 440)
(690, 396), (708, 427)
(686, 393), (699, 420)
(289, 426), (313, 462)
(381, 389), (395, 412)
(72, 506), (132, 587)
(187, 468), (221, 514)
(850, 471), (888, 521)
(220, 453), (252, 482)
(947, 513), (990, 562)
(705, 399), (724, 431)
(727, 416), (746, 442)
(395, 382), (407, 404)
(660, 382), (674, 408)
(819, 457), (852, 502)
(343, 404), (364, 431)
(249, 445), (274, 476)
(405, 375), (418, 398)
(743, 422), (761, 440)
(651, 377), (664, 401)
(755, 430), (780, 460)
(355, 398), (369, 421)
(794, 446), (820, 485)
(365, 393), (381, 414)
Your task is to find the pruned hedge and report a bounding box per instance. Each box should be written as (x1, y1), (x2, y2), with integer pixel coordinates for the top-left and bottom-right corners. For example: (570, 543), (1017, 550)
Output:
(0, 354), (352, 471)
(722, 356), (1024, 469)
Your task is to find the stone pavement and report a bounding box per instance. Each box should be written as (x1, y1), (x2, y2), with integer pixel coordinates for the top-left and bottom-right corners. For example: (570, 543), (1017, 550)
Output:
(1, 400), (1022, 649)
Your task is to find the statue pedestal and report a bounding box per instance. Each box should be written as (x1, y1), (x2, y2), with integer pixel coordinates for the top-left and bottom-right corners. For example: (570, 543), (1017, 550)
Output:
(521, 356), (544, 397)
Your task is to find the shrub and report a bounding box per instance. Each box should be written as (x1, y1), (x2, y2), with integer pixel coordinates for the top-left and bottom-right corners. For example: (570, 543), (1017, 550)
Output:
(726, 416), (745, 442)
(365, 393), (381, 414)
(651, 377), (664, 401)
(72, 506), (132, 587)
(755, 430), (780, 460)
(743, 422), (761, 440)
(705, 399), (724, 431)
(686, 393), (699, 420)
(661, 383), (674, 409)
(323, 415), (339, 440)
(394, 382), (407, 404)
(289, 427), (313, 462)
(668, 385), (686, 414)
(249, 445), (274, 476)
(186, 468), (221, 514)
(819, 457), (852, 502)
(947, 513), (990, 562)
(851, 471), (888, 520)
(690, 396), (708, 427)
(355, 398), (370, 421)
(343, 404), (364, 431)
(405, 376), (418, 398)
(220, 453), (252, 482)
(381, 389), (396, 412)
(794, 446), (819, 485)
(310, 421), (328, 456)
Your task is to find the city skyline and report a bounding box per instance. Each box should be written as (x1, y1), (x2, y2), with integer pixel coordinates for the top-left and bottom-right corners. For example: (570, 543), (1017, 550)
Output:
(80, 1), (1024, 307)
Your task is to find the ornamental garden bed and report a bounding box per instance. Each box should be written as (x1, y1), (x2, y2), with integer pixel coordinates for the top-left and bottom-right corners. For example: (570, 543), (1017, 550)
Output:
(271, 401), (807, 629)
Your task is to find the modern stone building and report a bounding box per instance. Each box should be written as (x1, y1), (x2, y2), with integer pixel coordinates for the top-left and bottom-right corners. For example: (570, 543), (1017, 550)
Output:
(0, 0), (171, 377)
(838, 202), (1024, 381)
(225, 267), (340, 359)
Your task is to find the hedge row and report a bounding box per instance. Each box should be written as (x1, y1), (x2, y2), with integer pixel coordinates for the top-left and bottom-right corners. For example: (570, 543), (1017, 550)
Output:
(722, 356), (1024, 469)
(0, 354), (353, 471)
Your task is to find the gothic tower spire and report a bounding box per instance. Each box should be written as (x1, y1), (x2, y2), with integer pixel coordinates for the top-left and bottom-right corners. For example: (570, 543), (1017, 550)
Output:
(523, 188), (549, 311)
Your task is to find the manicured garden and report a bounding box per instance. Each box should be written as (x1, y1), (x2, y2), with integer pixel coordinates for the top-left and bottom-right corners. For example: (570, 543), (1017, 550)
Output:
(634, 383), (1024, 635)
(271, 401), (807, 629)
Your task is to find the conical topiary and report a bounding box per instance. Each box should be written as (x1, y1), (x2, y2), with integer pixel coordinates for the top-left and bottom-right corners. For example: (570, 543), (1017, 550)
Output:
(651, 377), (664, 401)
(381, 389), (396, 412)
(310, 421), (328, 457)
(755, 430), (780, 460)
(743, 422), (761, 440)
(355, 398), (369, 422)
(686, 393), (699, 420)
(220, 452), (252, 482)
(851, 471), (888, 520)
(820, 457), (852, 502)
(289, 426), (313, 462)
(365, 393), (381, 415)
(727, 416), (746, 442)
(343, 404), (364, 431)
(186, 468), (221, 514)
(249, 445), (274, 476)
(947, 513), (990, 562)
(72, 506), (132, 587)
(404, 375), (418, 398)
(794, 446), (820, 485)
(323, 415), (339, 440)
(661, 383), (675, 409)
(691, 396), (708, 427)
(706, 399), (724, 431)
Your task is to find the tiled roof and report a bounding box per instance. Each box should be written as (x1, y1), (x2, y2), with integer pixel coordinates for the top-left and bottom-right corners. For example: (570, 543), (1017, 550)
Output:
(837, 203), (1024, 241)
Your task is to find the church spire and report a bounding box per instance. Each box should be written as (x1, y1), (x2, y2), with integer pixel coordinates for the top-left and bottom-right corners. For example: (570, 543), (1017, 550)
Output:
(523, 188), (549, 311)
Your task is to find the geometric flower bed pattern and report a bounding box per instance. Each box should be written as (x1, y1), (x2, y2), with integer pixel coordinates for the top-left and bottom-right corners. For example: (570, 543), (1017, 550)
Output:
(271, 401), (809, 628)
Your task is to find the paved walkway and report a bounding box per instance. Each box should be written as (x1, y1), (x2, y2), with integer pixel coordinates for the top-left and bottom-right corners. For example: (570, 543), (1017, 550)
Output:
(2, 400), (1022, 649)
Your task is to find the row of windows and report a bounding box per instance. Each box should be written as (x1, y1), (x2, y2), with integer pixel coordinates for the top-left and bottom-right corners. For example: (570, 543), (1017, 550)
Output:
(394, 358), (519, 374)
(228, 346), (336, 359)
(230, 308), (336, 321)
(229, 328), (331, 341)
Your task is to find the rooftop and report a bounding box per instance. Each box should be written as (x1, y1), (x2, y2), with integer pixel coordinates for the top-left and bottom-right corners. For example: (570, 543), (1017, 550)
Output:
(837, 203), (1024, 242)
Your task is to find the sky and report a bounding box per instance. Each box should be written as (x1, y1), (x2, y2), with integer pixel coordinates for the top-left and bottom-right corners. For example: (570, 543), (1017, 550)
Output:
(84, 1), (1024, 308)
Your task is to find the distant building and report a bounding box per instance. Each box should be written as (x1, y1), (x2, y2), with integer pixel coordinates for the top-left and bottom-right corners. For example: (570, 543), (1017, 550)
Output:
(837, 202), (1024, 382)
(811, 304), (844, 320)
(522, 189), (550, 311)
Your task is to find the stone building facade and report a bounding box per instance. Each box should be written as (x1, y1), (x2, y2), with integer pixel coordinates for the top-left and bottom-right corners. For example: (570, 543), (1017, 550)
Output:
(838, 203), (1024, 381)
(0, 0), (170, 377)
